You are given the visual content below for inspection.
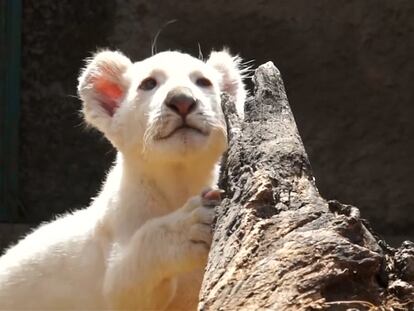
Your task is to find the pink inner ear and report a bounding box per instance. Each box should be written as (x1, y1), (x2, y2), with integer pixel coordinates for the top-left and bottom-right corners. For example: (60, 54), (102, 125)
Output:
(93, 78), (124, 116)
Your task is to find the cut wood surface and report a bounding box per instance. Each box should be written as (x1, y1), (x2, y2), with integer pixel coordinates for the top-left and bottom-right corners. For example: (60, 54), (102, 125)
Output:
(198, 62), (414, 311)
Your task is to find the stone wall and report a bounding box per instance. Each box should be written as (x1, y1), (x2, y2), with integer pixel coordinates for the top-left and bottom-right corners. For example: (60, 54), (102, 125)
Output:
(12, 0), (414, 248)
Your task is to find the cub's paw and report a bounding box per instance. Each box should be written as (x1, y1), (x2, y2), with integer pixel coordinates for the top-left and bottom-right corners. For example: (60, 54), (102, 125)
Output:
(184, 189), (222, 247)
(168, 189), (222, 269)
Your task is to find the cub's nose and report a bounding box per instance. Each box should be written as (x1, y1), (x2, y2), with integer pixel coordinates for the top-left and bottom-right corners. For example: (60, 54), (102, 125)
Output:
(165, 87), (197, 118)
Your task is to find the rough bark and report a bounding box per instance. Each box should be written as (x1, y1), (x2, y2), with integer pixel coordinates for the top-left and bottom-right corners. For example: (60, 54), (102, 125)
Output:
(198, 62), (414, 311)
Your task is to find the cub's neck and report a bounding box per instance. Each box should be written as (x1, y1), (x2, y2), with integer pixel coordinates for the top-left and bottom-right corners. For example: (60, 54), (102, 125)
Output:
(98, 152), (219, 239)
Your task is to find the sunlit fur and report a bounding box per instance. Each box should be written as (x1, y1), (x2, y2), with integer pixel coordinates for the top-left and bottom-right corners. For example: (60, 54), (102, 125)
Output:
(0, 50), (246, 310)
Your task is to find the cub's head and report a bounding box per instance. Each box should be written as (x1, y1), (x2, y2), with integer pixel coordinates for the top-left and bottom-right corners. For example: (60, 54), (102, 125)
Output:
(78, 50), (246, 164)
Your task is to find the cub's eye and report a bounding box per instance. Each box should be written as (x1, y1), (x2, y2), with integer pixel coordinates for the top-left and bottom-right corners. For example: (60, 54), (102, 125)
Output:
(139, 77), (157, 91)
(195, 77), (212, 88)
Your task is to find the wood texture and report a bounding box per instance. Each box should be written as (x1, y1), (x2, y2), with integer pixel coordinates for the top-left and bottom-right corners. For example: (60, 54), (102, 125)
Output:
(198, 62), (414, 310)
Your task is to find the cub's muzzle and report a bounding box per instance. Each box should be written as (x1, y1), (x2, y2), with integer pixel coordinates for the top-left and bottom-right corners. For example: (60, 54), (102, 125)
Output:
(165, 87), (197, 118)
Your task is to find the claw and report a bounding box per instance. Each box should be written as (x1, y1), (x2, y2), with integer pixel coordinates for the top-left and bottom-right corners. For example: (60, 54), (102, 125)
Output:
(202, 189), (224, 201)
(201, 189), (224, 208)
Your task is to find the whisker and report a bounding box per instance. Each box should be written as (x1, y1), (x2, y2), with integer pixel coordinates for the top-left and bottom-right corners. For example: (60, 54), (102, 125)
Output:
(197, 43), (204, 61)
(151, 19), (178, 56)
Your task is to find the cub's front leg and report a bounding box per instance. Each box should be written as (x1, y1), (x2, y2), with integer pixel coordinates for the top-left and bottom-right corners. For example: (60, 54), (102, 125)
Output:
(104, 190), (221, 310)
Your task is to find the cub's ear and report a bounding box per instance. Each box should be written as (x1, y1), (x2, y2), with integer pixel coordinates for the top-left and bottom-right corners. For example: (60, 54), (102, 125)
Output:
(78, 50), (132, 132)
(206, 49), (247, 117)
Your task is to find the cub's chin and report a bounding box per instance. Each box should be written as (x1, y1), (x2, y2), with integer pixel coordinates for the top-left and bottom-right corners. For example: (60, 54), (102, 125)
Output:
(145, 127), (227, 164)
(154, 128), (209, 156)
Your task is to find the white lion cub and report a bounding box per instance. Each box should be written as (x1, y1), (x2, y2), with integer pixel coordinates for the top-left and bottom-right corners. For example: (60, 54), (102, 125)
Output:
(0, 49), (246, 310)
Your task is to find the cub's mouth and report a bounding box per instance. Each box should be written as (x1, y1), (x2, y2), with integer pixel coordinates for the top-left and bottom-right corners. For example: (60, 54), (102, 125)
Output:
(157, 124), (208, 140)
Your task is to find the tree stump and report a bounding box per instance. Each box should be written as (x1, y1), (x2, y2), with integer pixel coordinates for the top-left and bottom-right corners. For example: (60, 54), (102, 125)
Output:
(198, 62), (414, 310)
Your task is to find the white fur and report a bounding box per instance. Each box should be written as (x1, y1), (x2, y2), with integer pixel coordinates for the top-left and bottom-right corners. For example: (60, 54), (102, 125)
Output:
(0, 50), (246, 310)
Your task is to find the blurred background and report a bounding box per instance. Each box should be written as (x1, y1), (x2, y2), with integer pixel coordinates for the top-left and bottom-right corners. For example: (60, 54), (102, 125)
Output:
(1, 0), (413, 250)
